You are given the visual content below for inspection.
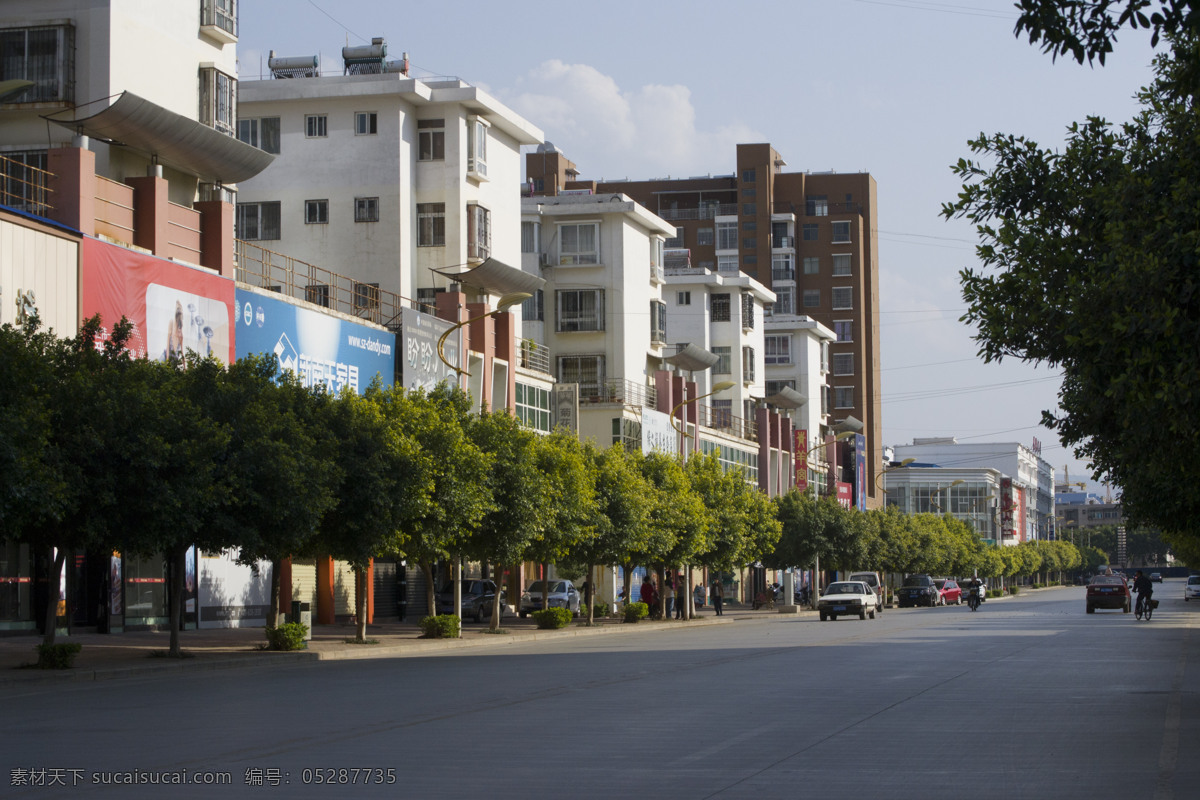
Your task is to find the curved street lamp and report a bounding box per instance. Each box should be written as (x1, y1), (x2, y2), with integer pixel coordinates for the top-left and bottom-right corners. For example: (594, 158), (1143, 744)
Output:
(670, 380), (737, 435)
(435, 292), (531, 377)
(876, 457), (916, 491)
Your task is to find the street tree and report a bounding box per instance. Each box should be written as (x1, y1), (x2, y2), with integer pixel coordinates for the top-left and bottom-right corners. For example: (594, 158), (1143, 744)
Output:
(1014, 0), (1198, 63)
(942, 35), (1200, 546)
(638, 452), (703, 618)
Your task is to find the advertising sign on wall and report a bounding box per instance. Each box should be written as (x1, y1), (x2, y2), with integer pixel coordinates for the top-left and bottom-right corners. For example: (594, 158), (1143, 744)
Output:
(1000, 477), (1014, 540)
(794, 429), (808, 492)
(398, 307), (459, 391)
(235, 288), (395, 392)
(80, 237), (236, 362)
(198, 548), (271, 629)
(641, 408), (676, 455)
(836, 482), (853, 509)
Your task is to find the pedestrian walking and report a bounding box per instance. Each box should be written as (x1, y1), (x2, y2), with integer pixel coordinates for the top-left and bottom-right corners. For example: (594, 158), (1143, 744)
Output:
(640, 576), (658, 615)
(663, 578), (675, 619)
(693, 582), (705, 616)
(712, 576), (724, 616)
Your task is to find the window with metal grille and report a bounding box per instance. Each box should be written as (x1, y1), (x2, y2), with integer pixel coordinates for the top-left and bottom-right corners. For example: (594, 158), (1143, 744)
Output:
(835, 387), (855, 408)
(832, 353), (854, 376)
(304, 199), (328, 224)
(354, 197), (379, 223)
(468, 204), (490, 259)
(741, 293), (754, 329)
(742, 347), (756, 382)
(522, 290), (544, 322)
(832, 221), (851, 243)
(713, 346), (732, 375)
(832, 253), (852, 276)
(0, 25), (74, 104)
(556, 289), (604, 332)
(353, 282), (380, 310)
(418, 203), (445, 246)
(521, 221), (540, 253)
(236, 201), (281, 240)
(711, 294), (731, 322)
(803, 289), (820, 308)
(199, 67), (236, 135)
(305, 284), (330, 307)
(832, 287), (853, 309)
(650, 301), (667, 343)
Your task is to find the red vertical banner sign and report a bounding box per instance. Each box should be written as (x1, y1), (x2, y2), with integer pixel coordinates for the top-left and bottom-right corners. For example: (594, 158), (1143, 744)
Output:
(1000, 477), (1014, 540)
(794, 429), (808, 492)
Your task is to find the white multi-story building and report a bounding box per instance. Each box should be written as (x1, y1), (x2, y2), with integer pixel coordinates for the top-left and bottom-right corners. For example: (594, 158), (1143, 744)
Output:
(235, 40), (542, 308)
(887, 438), (1055, 544)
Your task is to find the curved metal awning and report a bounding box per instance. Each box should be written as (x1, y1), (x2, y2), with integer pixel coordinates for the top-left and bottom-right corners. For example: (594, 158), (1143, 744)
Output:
(431, 257), (545, 297)
(43, 92), (275, 184)
(664, 343), (719, 372)
(764, 386), (806, 409)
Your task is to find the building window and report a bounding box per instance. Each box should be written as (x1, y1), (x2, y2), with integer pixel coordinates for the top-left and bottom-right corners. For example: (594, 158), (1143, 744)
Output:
(716, 221), (737, 250)
(613, 417), (642, 449)
(832, 253), (852, 276)
(832, 287), (853, 309)
(201, 0), (238, 38)
(806, 195), (829, 216)
(521, 221), (540, 253)
(353, 282), (380, 310)
(355, 111), (377, 135)
(742, 203), (757, 216)
(772, 254), (794, 282)
(417, 203), (445, 246)
(773, 286), (795, 315)
(418, 119), (445, 161)
(803, 256), (820, 275)
(558, 222), (599, 265)
(354, 197), (379, 223)
(305, 114), (327, 138)
(304, 199), (328, 224)
(236, 201), (281, 240)
(697, 227), (714, 246)
(199, 67), (236, 135)
(742, 237), (757, 250)
(468, 204), (490, 259)
(832, 221), (852, 243)
(742, 187), (756, 197)
(802, 224), (818, 241)
(237, 117), (280, 154)
(741, 293), (755, 329)
(516, 383), (552, 433)
(834, 320), (853, 342)
(742, 168), (756, 182)
(0, 25), (74, 104)
(713, 346), (732, 375)
(650, 301), (667, 344)
(556, 289), (605, 332)
(521, 290), (544, 322)
(558, 354), (605, 391)
(677, 291), (691, 305)
(717, 255), (738, 274)
(835, 387), (855, 409)
(765, 335), (792, 365)
(666, 226), (685, 248)
(415, 287), (438, 312)
(766, 379), (796, 396)
(803, 289), (820, 308)
(832, 353), (854, 376)
(305, 284), (330, 307)
(711, 294), (731, 322)
(467, 115), (489, 178)
(742, 346), (756, 382)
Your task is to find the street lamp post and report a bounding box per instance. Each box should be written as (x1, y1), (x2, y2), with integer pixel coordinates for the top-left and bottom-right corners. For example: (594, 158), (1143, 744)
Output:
(435, 292), (531, 379)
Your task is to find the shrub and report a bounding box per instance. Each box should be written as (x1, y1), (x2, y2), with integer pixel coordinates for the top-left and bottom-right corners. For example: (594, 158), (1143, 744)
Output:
(264, 623), (308, 651)
(36, 642), (82, 669)
(532, 607), (572, 629)
(1010, 585), (1020, 595)
(623, 602), (649, 623)
(592, 602), (609, 618)
(419, 614), (460, 639)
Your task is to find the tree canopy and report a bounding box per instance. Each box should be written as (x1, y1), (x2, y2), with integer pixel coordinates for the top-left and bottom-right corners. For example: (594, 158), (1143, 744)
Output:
(1014, 0), (1199, 63)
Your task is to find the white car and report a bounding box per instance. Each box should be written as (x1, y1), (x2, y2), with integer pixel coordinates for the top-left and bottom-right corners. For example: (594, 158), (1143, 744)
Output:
(519, 580), (581, 617)
(818, 581), (878, 621)
(1185, 575), (1200, 601)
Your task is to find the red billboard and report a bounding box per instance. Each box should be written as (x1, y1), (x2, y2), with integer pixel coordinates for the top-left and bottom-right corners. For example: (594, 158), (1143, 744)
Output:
(794, 429), (808, 492)
(836, 482), (852, 509)
(80, 237), (236, 362)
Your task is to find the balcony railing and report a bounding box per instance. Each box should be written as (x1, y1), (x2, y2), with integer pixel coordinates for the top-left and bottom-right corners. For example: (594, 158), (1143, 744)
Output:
(578, 379), (657, 408)
(519, 340), (551, 373)
(0, 155), (53, 218)
(657, 203), (738, 221)
(696, 404), (757, 442)
(772, 235), (794, 248)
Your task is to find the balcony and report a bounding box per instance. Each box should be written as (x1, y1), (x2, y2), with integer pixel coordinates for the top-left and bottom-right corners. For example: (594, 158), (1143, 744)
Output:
(519, 340), (551, 373)
(578, 379), (657, 408)
(0, 155), (53, 217)
(200, 0), (239, 44)
(772, 235), (794, 249)
(657, 203), (738, 221)
(697, 405), (757, 442)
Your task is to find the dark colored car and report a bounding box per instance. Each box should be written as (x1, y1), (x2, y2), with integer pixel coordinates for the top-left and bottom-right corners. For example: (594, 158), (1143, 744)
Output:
(934, 578), (962, 605)
(435, 579), (506, 623)
(1086, 575), (1131, 614)
(897, 574), (938, 608)
(1150, 572), (1163, 583)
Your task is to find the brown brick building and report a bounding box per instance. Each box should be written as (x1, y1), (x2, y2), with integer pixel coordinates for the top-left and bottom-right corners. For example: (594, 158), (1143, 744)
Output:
(526, 142), (882, 507)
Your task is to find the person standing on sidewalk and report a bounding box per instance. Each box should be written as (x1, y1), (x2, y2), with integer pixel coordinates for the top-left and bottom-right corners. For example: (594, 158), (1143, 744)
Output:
(693, 582), (706, 615)
(712, 576), (724, 616)
(662, 578), (675, 619)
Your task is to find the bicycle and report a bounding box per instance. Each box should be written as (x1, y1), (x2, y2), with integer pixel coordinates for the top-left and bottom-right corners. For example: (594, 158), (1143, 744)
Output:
(1135, 594), (1155, 621)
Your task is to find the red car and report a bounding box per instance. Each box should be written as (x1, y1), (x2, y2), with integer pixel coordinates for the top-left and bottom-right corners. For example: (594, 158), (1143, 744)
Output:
(1086, 575), (1131, 614)
(934, 578), (962, 605)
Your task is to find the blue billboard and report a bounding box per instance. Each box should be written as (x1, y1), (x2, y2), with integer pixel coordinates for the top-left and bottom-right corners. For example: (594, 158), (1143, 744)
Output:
(234, 288), (395, 393)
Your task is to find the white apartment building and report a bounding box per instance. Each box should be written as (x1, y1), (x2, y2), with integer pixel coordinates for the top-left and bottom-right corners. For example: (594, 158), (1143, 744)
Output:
(1, 0), (244, 206)
(889, 438), (1056, 543)
(235, 40), (542, 307)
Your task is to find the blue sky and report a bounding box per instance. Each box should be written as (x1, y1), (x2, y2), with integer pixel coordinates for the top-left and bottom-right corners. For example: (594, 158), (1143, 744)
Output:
(237, 0), (1161, 494)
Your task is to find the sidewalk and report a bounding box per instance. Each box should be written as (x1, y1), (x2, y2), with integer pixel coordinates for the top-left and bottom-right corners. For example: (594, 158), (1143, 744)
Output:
(0, 604), (788, 687)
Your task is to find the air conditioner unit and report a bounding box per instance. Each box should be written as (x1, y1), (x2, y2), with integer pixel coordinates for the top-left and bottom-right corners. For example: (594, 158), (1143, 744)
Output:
(539, 252), (551, 267)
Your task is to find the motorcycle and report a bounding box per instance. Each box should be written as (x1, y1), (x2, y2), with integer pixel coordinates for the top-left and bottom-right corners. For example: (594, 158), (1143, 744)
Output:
(967, 587), (981, 611)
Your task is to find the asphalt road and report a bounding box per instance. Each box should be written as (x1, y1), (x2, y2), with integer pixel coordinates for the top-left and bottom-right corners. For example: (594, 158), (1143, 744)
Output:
(3, 583), (1196, 799)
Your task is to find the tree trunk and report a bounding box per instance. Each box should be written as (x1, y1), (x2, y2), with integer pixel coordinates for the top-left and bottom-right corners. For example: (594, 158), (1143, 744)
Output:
(41, 546), (66, 648)
(684, 565), (692, 621)
(420, 560), (437, 619)
(489, 562), (503, 631)
(586, 563), (595, 624)
(267, 557), (283, 628)
(168, 544), (186, 657)
(541, 562), (549, 611)
(354, 566), (368, 642)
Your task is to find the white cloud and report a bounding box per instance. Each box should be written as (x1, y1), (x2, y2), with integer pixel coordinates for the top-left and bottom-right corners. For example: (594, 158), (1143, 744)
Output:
(502, 60), (761, 181)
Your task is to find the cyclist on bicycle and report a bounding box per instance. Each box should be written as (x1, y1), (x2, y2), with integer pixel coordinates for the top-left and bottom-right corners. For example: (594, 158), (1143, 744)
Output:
(1133, 570), (1153, 612)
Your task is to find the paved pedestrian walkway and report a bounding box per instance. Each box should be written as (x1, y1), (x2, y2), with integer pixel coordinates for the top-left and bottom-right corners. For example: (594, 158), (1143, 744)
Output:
(0, 604), (782, 687)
